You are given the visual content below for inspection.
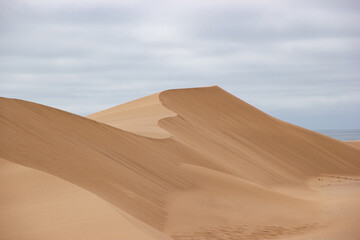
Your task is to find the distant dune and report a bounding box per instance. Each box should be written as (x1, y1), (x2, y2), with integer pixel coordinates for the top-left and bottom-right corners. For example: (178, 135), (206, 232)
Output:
(87, 93), (176, 138)
(1, 86), (360, 240)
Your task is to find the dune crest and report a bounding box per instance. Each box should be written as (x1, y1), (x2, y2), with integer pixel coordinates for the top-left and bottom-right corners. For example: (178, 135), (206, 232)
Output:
(1, 86), (360, 239)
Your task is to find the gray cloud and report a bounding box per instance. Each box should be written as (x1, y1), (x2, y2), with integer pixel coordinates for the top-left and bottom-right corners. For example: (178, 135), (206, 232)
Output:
(1, 0), (359, 130)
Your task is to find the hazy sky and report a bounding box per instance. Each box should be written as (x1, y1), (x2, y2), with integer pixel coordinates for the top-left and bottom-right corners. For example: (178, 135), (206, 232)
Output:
(1, 0), (359, 130)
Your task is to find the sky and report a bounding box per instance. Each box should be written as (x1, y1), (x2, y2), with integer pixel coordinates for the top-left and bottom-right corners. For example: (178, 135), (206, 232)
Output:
(1, 0), (359, 130)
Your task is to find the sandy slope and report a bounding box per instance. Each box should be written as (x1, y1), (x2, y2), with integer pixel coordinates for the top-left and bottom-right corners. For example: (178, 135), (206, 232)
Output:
(346, 140), (360, 149)
(0, 158), (159, 240)
(1, 86), (360, 239)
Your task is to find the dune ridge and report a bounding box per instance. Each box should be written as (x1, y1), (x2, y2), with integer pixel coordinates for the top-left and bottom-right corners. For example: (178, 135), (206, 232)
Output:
(1, 86), (360, 239)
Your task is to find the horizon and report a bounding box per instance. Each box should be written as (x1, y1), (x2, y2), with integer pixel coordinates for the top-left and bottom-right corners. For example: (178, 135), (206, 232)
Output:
(2, 87), (360, 134)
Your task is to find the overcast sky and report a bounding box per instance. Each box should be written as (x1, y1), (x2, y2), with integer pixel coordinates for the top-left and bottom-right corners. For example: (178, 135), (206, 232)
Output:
(1, 0), (359, 130)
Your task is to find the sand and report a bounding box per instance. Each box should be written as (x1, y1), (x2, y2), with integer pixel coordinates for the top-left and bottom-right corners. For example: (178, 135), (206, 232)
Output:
(87, 93), (176, 138)
(1, 86), (359, 239)
(346, 140), (360, 149)
(0, 158), (159, 240)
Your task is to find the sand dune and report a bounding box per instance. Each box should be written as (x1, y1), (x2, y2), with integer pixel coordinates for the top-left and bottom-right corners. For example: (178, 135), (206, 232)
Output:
(1, 86), (359, 239)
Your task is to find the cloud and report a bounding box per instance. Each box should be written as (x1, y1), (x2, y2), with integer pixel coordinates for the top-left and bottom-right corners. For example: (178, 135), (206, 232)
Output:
(0, 0), (359, 129)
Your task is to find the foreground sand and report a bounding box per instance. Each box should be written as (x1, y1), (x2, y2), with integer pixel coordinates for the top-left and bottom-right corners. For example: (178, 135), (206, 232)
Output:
(0, 158), (159, 240)
(1, 86), (359, 239)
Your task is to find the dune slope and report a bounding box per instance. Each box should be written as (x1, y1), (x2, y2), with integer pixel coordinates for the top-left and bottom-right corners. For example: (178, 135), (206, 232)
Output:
(0, 158), (159, 240)
(346, 140), (360, 149)
(1, 86), (360, 239)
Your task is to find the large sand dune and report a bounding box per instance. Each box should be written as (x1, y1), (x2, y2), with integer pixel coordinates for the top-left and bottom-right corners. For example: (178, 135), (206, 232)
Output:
(1, 86), (360, 239)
